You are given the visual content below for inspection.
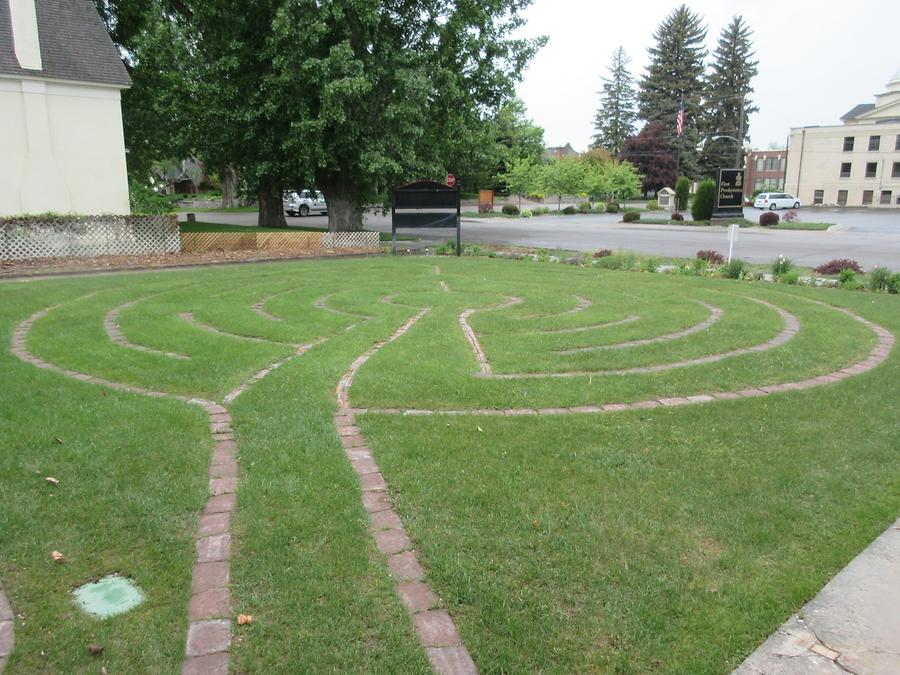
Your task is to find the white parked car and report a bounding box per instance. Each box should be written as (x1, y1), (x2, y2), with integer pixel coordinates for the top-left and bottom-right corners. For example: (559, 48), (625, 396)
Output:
(754, 192), (801, 210)
(283, 189), (327, 216)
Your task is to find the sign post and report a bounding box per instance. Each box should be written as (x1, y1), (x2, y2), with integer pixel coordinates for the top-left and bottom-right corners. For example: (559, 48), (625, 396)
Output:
(391, 180), (461, 256)
(712, 168), (745, 221)
(727, 223), (739, 262)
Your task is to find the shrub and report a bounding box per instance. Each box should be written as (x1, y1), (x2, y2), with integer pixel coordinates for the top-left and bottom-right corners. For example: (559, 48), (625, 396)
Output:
(646, 199), (661, 211)
(671, 212), (684, 221)
(781, 270), (801, 285)
(593, 253), (637, 270)
(643, 258), (659, 272)
(783, 210), (799, 222)
(889, 273), (900, 294)
(532, 206), (549, 215)
(815, 259), (863, 275)
(720, 259), (747, 279)
(478, 203), (493, 213)
(501, 203), (520, 216)
(577, 201), (592, 213)
(436, 240), (457, 255)
(129, 179), (174, 215)
(520, 208), (533, 218)
(696, 250), (725, 265)
(867, 266), (894, 292)
(622, 210), (640, 222)
(691, 179), (715, 221)
(759, 211), (780, 226)
(772, 254), (793, 276)
(605, 201), (619, 213)
(590, 205), (606, 214)
(839, 269), (858, 287)
(593, 249), (613, 258)
(675, 176), (690, 211)
(562, 205), (577, 215)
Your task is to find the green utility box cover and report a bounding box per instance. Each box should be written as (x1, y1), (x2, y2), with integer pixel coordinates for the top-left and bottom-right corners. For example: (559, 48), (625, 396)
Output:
(73, 575), (144, 619)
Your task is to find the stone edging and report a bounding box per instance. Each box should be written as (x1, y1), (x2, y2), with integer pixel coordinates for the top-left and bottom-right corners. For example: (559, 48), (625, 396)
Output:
(0, 581), (13, 673)
(335, 308), (479, 674)
(106, 298), (191, 360)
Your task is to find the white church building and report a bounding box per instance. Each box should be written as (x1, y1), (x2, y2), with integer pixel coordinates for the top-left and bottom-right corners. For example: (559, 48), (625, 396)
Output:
(0, 0), (131, 216)
(785, 70), (900, 209)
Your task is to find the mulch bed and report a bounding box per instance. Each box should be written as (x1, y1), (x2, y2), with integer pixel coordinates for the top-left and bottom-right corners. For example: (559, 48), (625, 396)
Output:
(0, 248), (380, 279)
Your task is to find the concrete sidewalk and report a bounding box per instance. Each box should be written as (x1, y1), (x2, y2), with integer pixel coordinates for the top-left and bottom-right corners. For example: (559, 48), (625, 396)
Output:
(735, 517), (900, 674)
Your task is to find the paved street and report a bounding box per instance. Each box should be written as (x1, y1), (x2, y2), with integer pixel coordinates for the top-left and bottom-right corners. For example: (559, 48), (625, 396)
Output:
(183, 208), (900, 269)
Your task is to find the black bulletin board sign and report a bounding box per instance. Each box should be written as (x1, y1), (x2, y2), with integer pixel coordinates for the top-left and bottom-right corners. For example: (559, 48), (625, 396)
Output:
(713, 169), (745, 219)
(391, 180), (461, 255)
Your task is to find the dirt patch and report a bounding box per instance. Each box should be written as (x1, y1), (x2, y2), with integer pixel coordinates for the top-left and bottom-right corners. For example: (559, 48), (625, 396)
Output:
(0, 248), (381, 279)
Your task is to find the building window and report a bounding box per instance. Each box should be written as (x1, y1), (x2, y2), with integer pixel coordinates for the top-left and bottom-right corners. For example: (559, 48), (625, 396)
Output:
(865, 162), (877, 178)
(843, 136), (855, 151)
(813, 190), (824, 205)
(756, 158), (764, 172)
(896, 135), (900, 151)
(881, 190), (892, 205)
(754, 178), (764, 190)
(840, 163), (852, 178)
(837, 190), (848, 205)
(780, 157), (786, 171)
(868, 135), (880, 151)
(862, 190), (874, 205)
(893, 162), (900, 178)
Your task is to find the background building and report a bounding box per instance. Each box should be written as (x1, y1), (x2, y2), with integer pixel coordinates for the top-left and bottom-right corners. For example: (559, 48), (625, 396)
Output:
(744, 150), (786, 198)
(785, 70), (900, 208)
(0, 0), (131, 216)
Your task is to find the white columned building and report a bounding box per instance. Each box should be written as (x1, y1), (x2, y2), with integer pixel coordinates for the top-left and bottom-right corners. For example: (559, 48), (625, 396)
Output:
(0, 0), (132, 216)
(785, 70), (900, 209)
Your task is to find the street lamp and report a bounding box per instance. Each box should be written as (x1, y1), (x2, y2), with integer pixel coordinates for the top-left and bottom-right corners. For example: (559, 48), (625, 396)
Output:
(709, 135), (743, 168)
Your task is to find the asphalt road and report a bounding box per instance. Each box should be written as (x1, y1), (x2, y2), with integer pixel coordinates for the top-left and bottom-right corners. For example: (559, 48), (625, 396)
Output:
(183, 208), (900, 269)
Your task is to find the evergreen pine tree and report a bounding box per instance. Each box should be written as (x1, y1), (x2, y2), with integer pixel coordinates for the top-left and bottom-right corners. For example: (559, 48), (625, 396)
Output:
(591, 47), (637, 156)
(698, 16), (759, 177)
(637, 5), (707, 179)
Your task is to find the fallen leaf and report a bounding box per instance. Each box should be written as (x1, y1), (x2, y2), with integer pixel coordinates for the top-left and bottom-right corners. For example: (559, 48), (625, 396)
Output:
(477, 426), (483, 433)
(101, 667), (109, 675)
(51, 550), (64, 562)
(88, 644), (103, 656)
(54, 437), (64, 444)
(46, 477), (60, 486)
(237, 614), (253, 625)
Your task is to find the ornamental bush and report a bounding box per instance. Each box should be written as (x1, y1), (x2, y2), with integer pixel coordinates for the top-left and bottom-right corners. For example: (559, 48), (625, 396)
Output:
(720, 259), (747, 279)
(501, 203), (520, 216)
(605, 201), (619, 213)
(622, 210), (640, 222)
(521, 208), (533, 218)
(577, 201), (592, 213)
(562, 205), (577, 215)
(759, 211), (780, 226)
(646, 199), (661, 211)
(690, 179), (715, 221)
(696, 249), (725, 265)
(772, 254), (793, 276)
(671, 212), (684, 221)
(675, 176), (690, 211)
(593, 249), (612, 258)
(814, 259), (862, 275)
(867, 266), (894, 292)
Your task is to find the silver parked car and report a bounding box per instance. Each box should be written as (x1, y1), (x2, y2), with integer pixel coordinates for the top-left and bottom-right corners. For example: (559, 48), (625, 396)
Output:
(754, 192), (801, 210)
(283, 189), (328, 216)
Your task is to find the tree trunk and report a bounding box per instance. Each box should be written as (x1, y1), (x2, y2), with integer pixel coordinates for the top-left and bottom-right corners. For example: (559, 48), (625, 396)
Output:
(221, 165), (238, 208)
(257, 181), (286, 227)
(321, 181), (364, 231)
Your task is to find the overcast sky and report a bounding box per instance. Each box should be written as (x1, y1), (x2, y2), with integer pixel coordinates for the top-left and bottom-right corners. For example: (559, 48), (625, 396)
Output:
(513, 0), (900, 152)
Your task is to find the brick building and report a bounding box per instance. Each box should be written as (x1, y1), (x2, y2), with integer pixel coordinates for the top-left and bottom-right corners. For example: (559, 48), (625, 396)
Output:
(744, 150), (786, 198)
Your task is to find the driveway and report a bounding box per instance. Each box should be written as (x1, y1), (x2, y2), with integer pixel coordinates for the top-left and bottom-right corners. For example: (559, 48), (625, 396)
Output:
(181, 210), (900, 269)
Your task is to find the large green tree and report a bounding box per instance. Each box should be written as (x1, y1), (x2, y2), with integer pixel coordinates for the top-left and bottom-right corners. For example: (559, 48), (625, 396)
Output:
(591, 47), (637, 156)
(637, 5), (707, 179)
(697, 16), (759, 177)
(187, 1), (543, 228)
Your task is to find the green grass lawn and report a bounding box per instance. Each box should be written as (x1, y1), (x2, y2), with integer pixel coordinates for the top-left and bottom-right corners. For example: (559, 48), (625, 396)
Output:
(0, 257), (897, 673)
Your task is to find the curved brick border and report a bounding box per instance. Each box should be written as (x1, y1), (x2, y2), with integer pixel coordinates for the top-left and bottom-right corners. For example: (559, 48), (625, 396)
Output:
(250, 288), (305, 322)
(356, 304), (892, 417)
(8, 298), (342, 675)
(477, 298), (800, 380)
(538, 314), (640, 335)
(555, 300), (722, 354)
(180, 312), (294, 346)
(335, 309), (479, 674)
(106, 299), (190, 360)
(459, 297), (523, 375)
(0, 581), (13, 673)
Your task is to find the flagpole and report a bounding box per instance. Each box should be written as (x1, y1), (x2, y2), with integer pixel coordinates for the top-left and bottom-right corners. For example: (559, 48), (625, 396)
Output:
(675, 94), (684, 188)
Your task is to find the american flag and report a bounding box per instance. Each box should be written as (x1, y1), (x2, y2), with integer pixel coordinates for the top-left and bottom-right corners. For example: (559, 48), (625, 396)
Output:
(675, 99), (685, 137)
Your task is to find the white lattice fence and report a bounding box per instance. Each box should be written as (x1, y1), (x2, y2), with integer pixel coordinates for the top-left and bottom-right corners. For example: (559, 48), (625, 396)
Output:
(321, 231), (380, 250)
(1, 215), (180, 261)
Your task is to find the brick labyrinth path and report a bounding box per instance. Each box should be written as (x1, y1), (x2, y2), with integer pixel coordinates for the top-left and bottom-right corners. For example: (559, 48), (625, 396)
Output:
(1, 278), (895, 675)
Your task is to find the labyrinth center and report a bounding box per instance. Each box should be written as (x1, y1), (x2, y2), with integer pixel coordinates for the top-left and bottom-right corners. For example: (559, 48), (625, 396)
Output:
(1, 258), (894, 673)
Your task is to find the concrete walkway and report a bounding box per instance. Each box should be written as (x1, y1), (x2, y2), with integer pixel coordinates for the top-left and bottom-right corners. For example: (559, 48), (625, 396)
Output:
(735, 518), (900, 674)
